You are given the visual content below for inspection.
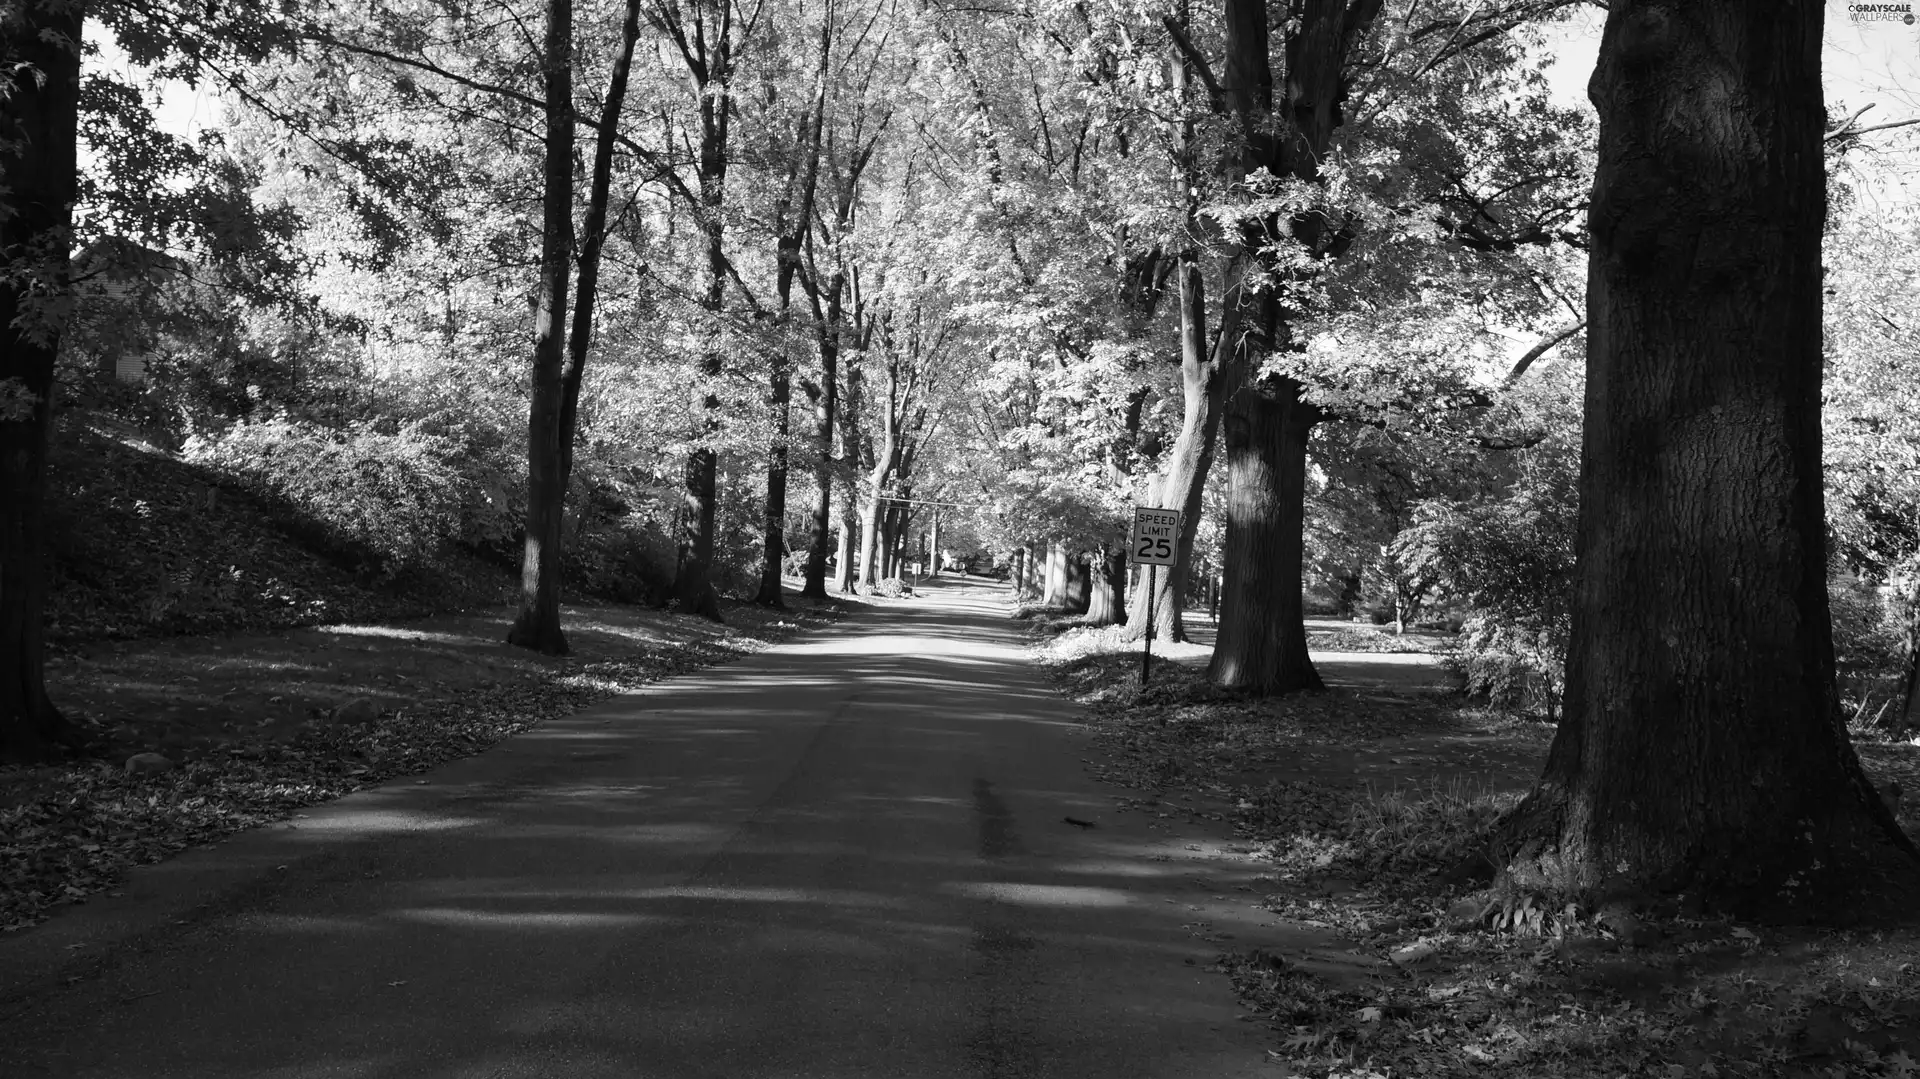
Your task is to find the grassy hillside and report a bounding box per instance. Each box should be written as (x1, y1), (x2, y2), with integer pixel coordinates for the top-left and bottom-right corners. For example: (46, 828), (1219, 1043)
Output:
(43, 413), (516, 645)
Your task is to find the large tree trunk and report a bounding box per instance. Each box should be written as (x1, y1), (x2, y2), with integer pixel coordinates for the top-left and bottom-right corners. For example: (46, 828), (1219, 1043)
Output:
(1199, 0), (1381, 691)
(1084, 546), (1125, 625)
(927, 511), (941, 576)
(1209, 378), (1321, 693)
(0, 2), (82, 761)
(1063, 550), (1091, 615)
(1504, 0), (1916, 917)
(1041, 542), (1068, 606)
(506, 0), (576, 656)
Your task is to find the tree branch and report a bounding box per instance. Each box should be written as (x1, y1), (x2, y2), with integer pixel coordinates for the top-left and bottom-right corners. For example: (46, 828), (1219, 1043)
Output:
(1503, 320), (1585, 386)
(1160, 16), (1225, 110)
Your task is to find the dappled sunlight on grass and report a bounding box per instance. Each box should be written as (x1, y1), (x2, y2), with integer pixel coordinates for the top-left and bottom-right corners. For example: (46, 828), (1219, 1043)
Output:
(311, 624), (485, 646)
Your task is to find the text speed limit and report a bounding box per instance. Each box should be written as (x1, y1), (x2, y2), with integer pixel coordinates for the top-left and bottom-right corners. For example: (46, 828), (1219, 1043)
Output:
(1130, 507), (1181, 566)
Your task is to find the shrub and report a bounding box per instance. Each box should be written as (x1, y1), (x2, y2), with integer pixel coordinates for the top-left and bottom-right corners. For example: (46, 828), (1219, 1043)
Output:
(185, 417), (473, 578)
(1394, 443), (1576, 720)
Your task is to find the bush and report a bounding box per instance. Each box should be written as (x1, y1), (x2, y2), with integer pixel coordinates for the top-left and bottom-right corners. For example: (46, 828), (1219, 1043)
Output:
(185, 417), (474, 578)
(1394, 443), (1576, 720)
(1830, 570), (1911, 731)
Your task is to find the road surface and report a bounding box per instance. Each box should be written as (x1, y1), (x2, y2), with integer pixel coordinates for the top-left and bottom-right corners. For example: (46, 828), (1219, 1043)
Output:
(2, 577), (1293, 1079)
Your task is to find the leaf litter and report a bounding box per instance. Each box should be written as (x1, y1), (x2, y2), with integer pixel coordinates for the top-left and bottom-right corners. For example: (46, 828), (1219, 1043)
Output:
(1030, 612), (1920, 1079)
(2, 597), (856, 933)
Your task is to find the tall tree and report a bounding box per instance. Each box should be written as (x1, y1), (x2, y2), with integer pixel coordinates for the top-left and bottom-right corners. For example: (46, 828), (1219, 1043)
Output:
(512, 0), (647, 652)
(505, 0), (577, 653)
(0, 0), (84, 761)
(752, 6), (832, 608)
(1503, 0), (1918, 914)
(657, 0), (752, 619)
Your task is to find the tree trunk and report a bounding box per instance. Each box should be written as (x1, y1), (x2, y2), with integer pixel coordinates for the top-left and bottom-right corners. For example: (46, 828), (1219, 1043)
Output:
(1041, 542), (1066, 606)
(879, 500), (901, 580)
(1503, 0), (1917, 918)
(833, 511), (855, 594)
(1063, 550), (1091, 615)
(1084, 546), (1125, 625)
(856, 366), (897, 593)
(752, 371), (790, 607)
(800, 301), (839, 599)
(1122, 253), (1241, 642)
(856, 495), (884, 592)
(0, 2), (82, 761)
(668, 10), (735, 622)
(928, 511), (941, 577)
(756, 27), (828, 608)
(506, 0), (576, 656)
(1209, 378), (1321, 694)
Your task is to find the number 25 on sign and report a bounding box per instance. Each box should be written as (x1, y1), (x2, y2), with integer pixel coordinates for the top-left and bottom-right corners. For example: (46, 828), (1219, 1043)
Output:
(1130, 507), (1180, 566)
(1130, 507), (1181, 688)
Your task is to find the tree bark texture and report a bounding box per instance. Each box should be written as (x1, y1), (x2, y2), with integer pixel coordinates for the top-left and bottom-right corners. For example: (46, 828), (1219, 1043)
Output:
(1209, 379), (1321, 694)
(1084, 546), (1125, 625)
(833, 514), (855, 594)
(1063, 551), (1091, 615)
(1041, 542), (1068, 606)
(1507, 0), (1917, 916)
(506, 0), (577, 656)
(0, 0), (82, 760)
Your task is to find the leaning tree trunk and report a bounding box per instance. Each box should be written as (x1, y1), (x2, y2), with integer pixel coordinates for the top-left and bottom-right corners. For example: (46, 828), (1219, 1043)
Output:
(1123, 253), (1242, 642)
(0, 1), (82, 761)
(1209, 378), (1321, 694)
(1502, 0), (1917, 917)
(507, 0), (577, 656)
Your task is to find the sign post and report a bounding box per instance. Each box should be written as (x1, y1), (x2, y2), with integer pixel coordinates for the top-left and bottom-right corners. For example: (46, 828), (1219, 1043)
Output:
(1129, 507), (1181, 687)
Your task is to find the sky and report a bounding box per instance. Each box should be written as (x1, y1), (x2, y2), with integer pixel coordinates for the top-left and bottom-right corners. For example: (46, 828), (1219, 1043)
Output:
(119, 3), (1920, 207)
(1538, 4), (1920, 207)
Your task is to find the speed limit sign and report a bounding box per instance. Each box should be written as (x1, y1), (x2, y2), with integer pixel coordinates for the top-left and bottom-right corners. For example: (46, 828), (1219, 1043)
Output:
(1130, 507), (1181, 566)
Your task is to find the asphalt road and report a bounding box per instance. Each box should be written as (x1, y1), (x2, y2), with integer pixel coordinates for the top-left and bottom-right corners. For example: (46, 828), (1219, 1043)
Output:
(2, 576), (1289, 1079)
